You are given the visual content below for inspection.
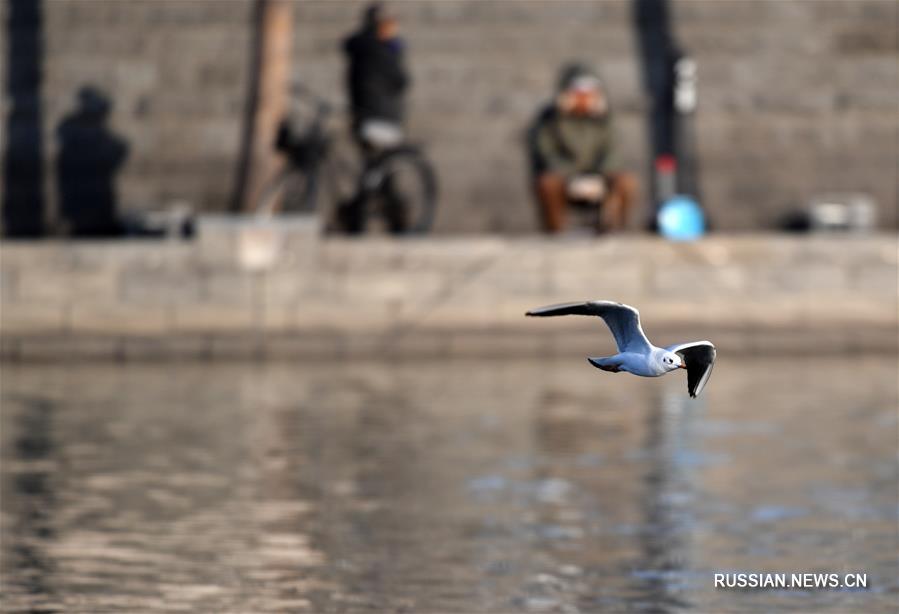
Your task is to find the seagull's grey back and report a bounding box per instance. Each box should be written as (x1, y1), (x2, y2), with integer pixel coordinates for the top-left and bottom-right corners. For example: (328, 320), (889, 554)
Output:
(590, 301), (653, 354)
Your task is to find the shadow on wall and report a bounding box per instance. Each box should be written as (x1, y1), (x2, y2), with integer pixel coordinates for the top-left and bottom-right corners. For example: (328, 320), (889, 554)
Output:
(55, 86), (129, 237)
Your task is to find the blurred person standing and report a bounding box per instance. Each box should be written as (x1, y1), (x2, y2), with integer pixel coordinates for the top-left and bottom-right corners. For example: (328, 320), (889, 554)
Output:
(339, 2), (411, 232)
(343, 2), (409, 155)
(528, 63), (637, 234)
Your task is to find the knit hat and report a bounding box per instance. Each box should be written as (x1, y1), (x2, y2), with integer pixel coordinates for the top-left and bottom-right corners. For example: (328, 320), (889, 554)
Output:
(556, 62), (603, 93)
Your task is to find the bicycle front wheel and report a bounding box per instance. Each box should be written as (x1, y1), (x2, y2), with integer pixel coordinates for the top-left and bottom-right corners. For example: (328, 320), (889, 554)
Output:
(253, 167), (317, 217)
(371, 147), (438, 234)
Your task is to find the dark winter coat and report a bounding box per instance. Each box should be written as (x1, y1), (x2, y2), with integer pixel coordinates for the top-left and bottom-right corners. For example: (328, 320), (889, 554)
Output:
(343, 28), (410, 125)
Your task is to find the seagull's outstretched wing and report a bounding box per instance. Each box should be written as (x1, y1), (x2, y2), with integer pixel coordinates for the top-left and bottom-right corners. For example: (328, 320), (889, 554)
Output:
(526, 301), (652, 353)
(667, 341), (716, 398)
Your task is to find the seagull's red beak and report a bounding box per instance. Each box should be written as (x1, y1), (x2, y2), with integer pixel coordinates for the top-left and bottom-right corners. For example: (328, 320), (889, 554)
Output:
(679, 360), (687, 369)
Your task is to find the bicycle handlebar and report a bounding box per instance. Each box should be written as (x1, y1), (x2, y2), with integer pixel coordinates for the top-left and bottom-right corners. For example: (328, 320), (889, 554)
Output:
(289, 83), (340, 118)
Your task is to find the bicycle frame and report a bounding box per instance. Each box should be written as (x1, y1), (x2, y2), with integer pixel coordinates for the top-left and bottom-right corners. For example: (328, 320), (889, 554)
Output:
(258, 85), (436, 234)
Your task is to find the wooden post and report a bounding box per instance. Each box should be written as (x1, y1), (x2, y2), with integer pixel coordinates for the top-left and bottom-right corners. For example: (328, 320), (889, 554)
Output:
(231, 0), (293, 213)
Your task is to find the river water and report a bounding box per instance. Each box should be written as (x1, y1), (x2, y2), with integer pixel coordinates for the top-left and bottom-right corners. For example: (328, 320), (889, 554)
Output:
(1, 356), (897, 613)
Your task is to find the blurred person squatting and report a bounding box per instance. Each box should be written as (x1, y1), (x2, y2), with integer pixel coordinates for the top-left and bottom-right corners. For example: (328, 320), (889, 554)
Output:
(528, 63), (638, 234)
(343, 2), (410, 156)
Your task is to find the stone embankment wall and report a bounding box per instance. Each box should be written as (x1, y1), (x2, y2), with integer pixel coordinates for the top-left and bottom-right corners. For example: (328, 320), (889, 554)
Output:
(1, 232), (896, 360)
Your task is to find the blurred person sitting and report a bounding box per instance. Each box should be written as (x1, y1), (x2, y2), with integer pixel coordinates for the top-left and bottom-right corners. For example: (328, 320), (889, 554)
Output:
(528, 63), (637, 234)
(343, 2), (409, 156)
(56, 86), (129, 237)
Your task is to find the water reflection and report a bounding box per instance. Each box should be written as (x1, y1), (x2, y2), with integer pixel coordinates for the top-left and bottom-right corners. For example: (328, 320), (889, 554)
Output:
(629, 391), (697, 612)
(7, 395), (58, 606)
(1, 357), (897, 612)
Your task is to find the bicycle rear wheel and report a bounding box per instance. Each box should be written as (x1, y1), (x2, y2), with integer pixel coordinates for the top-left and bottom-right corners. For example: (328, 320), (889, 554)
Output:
(371, 147), (438, 234)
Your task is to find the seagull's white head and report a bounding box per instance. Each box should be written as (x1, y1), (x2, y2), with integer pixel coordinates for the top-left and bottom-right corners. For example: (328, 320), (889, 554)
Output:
(660, 352), (685, 372)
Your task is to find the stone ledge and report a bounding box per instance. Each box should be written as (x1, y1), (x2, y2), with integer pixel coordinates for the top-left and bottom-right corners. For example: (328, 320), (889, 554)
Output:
(1, 235), (896, 360)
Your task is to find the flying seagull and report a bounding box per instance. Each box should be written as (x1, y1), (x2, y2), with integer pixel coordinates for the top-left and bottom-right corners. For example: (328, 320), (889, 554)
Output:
(526, 300), (716, 398)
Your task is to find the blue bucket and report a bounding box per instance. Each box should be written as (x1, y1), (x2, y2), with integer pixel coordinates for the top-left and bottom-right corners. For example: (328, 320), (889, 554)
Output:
(657, 195), (705, 241)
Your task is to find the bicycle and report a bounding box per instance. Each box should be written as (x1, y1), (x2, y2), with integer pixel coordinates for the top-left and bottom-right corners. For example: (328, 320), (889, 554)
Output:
(254, 85), (438, 235)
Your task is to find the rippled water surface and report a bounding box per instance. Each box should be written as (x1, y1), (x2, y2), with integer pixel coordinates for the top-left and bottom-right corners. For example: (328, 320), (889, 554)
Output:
(2, 357), (897, 613)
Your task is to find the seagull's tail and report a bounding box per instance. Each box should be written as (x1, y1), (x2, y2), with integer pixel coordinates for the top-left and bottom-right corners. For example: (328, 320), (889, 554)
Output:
(587, 356), (620, 373)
